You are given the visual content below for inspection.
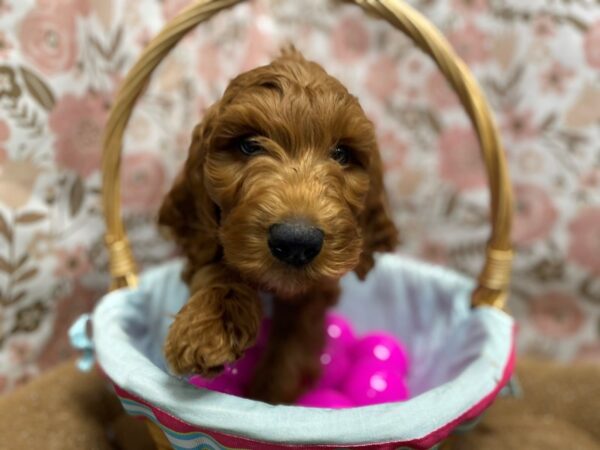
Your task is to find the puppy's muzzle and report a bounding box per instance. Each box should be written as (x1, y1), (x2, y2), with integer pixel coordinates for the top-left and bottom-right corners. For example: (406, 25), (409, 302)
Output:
(268, 221), (324, 267)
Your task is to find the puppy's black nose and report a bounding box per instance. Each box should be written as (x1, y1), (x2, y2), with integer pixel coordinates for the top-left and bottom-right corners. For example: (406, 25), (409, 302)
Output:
(268, 222), (324, 267)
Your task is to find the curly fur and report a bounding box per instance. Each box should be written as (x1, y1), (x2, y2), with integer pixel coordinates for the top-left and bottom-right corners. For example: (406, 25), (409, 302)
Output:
(159, 48), (398, 403)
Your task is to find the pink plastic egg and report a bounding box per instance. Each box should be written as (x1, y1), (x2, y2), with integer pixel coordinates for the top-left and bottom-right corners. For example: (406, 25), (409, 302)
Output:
(188, 374), (244, 396)
(223, 346), (262, 388)
(352, 332), (409, 376)
(342, 361), (409, 406)
(316, 340), (351, 389)
(325, 313), (356, 350)
(189, 345), (262, 394)
(297, 388), (354, 408)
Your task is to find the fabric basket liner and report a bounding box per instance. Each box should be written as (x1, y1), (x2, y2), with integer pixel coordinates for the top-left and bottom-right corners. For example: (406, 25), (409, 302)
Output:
(92, 254), (515, 449)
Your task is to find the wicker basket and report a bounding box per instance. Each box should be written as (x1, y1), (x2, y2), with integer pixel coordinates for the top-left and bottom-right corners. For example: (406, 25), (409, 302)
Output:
(94, 1), (515, 449)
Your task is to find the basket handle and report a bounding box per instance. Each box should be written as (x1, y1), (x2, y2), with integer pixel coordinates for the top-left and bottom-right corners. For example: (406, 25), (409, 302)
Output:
(102, 0), (513, 309)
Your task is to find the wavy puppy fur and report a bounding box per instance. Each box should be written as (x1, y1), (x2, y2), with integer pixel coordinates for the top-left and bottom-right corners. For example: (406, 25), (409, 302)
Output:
(159, 48), (398, 403)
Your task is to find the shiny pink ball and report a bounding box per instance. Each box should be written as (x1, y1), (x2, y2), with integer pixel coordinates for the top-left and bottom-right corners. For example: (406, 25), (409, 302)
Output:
(352, 332), (409, 376)
(315, 340), (351, 389)
(342, 361), (409, 406)
(223, 346), (262, 388)
(297, 388), (354, 408)
(325, 313), (356, 349)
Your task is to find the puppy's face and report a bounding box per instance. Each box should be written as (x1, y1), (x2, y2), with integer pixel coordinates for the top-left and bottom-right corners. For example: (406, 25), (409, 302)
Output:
(201, 57), (376, 297)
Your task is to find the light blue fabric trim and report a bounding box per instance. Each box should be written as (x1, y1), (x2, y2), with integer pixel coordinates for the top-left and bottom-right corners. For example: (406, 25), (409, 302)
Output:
(93, 254), (514, 446)
(68, 313), (95, 372)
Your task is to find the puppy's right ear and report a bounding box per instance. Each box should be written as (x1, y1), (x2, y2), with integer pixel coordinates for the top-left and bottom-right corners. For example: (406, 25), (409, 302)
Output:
(158, 108), (221, 282)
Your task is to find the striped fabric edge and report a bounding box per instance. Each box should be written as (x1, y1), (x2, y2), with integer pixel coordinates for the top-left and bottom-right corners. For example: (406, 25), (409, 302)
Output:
(111, 324), (515, 450)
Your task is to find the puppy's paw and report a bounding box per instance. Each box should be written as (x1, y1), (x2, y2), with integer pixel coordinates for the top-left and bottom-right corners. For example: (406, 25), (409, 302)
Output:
(164, 319), (237, 378)
(164, 287), (261, 377)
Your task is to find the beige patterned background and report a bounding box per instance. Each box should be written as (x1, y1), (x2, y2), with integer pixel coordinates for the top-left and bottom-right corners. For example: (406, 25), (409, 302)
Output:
(0, 0), (599, 392)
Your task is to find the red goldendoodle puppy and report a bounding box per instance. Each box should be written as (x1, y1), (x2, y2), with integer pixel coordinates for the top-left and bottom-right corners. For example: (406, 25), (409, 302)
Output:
(159, 48), (398, 403)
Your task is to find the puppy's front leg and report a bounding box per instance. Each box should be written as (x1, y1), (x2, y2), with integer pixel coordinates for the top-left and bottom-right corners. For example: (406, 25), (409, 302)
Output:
(248, 284), (339, 404)
(164, 264), (262, 378)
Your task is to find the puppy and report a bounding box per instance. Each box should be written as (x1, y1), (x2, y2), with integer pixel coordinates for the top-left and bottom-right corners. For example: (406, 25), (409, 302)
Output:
(159, 48), (398, 404)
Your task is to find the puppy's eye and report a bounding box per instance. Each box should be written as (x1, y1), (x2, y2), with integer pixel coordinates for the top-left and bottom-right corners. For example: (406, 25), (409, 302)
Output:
(238, 137), (264, 156)
(330, 145), (351, 165)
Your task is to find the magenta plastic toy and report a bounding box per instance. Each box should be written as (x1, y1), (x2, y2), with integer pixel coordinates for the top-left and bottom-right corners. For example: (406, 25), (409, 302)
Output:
(189, 315), (411, 407)
(225, 346), (262, 387)
(316, 340), (351, 389)
(325, 313), (356, 349)
(342, 361), (409, 406)
(188, 374), (245, 396)
(296, 388), (354, 408)
(189, 342), (262, 393)
(353, 332), (410, 376)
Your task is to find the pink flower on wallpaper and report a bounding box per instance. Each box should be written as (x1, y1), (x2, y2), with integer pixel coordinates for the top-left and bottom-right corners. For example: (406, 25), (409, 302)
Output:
(121, 152), (166, 214)
(568, 207), (600, 275)
(532, 13), (555, 38)
(18, 7), (78, 75)
(580, 169), (600, 189)
(198, 42), (222, 83)
(584, 20), (600, 69)
(438, 126), (486, 191)
(451, 0), (488, 13)
(49, 94), (107, 176)
(0, 31), (13, 58)
(136, 28), (152, 48)
(0, 1), (11, 15)
(501, 108), (538, 142)
(162, 0), (191, 21)
(378, 130), (407, 172)
(512, 183), (557, 246)
(427, 70), (459, 109)
(174, 128), (194, 161)
(0, 119), (9, 142)
(541, 61), (574, 94)
(54, 245), (92, 278)
(448, 21), (491, 65)
(394, 168), (424, 198)
(38, 0), (91, 15)
(364, 56), (399, 101)
(331, 15), (370, 62)
(241, 22), (272, 72)
(529, 292), (585, 338)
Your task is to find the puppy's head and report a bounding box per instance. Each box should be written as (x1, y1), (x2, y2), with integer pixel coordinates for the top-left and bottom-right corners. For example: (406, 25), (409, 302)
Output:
(160, 49), (398, 298)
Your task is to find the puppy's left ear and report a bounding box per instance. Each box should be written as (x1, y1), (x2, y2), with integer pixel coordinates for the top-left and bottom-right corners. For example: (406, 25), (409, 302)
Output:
(354, 152), (399, 280)
(158, 106), (221, 283)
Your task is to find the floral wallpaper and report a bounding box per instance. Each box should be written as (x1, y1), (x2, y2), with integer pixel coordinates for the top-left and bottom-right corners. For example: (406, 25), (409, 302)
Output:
(0, 0), (599, 392)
